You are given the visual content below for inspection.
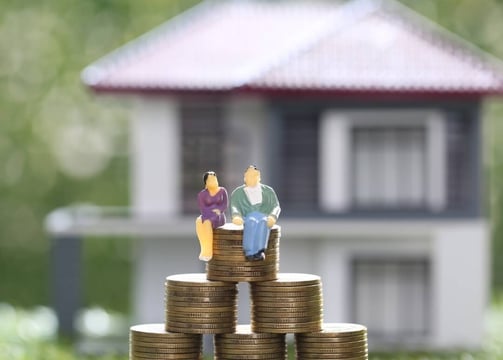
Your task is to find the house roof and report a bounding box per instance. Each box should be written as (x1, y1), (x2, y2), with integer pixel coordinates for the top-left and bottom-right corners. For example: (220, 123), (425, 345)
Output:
(82, 0), (503, 97)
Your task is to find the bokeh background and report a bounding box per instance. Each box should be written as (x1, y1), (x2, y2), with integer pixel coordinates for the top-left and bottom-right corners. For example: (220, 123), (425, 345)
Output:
(1, 0), (503, 358)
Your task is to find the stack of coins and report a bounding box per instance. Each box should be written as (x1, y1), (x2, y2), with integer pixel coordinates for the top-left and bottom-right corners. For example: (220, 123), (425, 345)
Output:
(130, 323), (203, 360)
(206, 224), (280, 282)
(214, 324), (287, 360)
(295, 323), (368, 360)
(250, 273), (323, 333)
(165, 273), (238, 334)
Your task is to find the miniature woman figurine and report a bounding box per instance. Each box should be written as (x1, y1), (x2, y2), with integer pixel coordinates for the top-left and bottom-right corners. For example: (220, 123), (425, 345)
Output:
(196, 171), (228, 261)
(230, 165), (280, 261)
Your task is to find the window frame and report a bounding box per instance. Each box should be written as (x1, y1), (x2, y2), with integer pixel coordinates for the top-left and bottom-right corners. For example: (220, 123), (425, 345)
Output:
(319, 109), (446, 213)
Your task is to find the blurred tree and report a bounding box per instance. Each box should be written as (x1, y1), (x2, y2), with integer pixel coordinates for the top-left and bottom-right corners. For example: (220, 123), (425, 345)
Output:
(0, 0), (199, 311)
(398, 0), (503, 292)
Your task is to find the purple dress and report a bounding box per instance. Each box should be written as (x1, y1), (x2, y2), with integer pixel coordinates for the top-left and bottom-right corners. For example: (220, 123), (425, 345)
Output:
(198, 187), (228, 228)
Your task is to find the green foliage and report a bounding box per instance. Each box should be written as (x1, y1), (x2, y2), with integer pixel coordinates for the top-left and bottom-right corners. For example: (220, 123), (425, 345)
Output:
(0, 0), (200, 308)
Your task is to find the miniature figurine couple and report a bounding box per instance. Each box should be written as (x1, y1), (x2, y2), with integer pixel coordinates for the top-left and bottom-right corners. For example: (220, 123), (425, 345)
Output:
(195, 165), (281, 262)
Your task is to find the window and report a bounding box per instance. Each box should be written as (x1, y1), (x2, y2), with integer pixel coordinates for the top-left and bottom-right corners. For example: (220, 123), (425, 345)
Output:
(320, 110), (446, 213)
(352, 258), (430, 341)
(181, 102), (226, 214)
(352, 126), (426, 209)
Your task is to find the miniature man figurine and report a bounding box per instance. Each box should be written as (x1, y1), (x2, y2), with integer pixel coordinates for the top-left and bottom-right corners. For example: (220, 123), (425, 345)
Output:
(196, 171), (228, 261)
(230, 165), (281, 261)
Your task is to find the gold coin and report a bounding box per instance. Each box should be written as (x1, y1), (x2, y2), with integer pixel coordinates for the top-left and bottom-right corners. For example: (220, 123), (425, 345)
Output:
(296, 335), (367, 344)
(165, 287), (237, 294)
(251, 291), (321, 299)
(212, 234), (275, 240)
(295, 354), (367, 360)
(213, 352), (285, 360)
(207, 270), (277, 277)
(131, 340), (200, 348)
(167, 310), (237, 318)
(218, 325), (285, 337)
(167, 305), (236, 313)
(254, 273), (321, 286)
(215, 339), (285, 348)
(166, 323), (236, 334)
(298, 323), (367, 338)
(252, 298), (322, 306)
(207, 263), (278, 271)
(212, 243), (279, 250)
(252, 305), (323, 312)
(296, 340), (367, 349)
(213, 223), (280, 233)
(130, 324), (198, 337)
(166, 297), (237, 305)
(253, 311), (322, 319)
(130, 333), (201, 342)
(167, 309), (237, 318)
(210, 257), (279, 263)
(210, 255), (276, 261)
(253, 284), (320, 291)
(131, 345), (202, 354)
(251, 294), (322, 302)
(296, 344), (368, 353)
(166, 274), (237, 287)
(166, 308), (237, 316)
(166, 300), (237, 307)
(167, 317), (235, 325)
(252, 321), (322, 331)
(167, 284), (237, 291)
(215, 344), (284, 353)
(167, 299), (235, 307)
(215, 344), (285, 352)
(207, 275), (278, 282)
(131, 353), (201, 360)
(252, 315), (322, 323)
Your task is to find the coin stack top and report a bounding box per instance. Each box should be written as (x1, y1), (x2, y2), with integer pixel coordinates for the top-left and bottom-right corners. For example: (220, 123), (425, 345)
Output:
(130, 323), (203, 360)
(295, 323), (368, 360)
(214, 324), (287, 360)
(207, 224), (280, 282)
(250, 273), (323, 333)
(165, 273), (238, 334)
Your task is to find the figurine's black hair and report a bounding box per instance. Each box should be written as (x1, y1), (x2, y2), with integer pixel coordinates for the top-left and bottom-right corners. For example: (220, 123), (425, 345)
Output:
(203, 171), (216, 185)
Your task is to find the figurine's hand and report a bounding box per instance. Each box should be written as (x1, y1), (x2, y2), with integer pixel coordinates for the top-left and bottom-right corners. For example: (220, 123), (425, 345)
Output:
(212, 209), (221, 215)
(267, 216), (276, 228)
(232, 216), (244, 225)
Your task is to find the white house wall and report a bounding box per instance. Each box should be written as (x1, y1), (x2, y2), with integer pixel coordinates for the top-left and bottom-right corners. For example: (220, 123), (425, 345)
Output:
(131, 96), (181, 217)
(133, 236), (203, 324)
(130, 95), (187, 323)
(279, 219), (488, 350)
(431, 221), (489, 349)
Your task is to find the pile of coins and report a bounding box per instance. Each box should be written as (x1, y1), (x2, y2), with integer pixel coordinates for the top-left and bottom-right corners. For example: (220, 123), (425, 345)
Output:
(250, 273), (323, 333)
(165, 273), (238, 334)
(214, 324), (286, 360)
(129, 323), (202, 360)
(295, 323), (368, 360)
(128, 225), (369, 360)
(206, 224), (280, 282)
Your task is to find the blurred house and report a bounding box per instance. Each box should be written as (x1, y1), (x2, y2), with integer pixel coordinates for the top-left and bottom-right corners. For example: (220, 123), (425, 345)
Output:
(77, 0), (503, 350)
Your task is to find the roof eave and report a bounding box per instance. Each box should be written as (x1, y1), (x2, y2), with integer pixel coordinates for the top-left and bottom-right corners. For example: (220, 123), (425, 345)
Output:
(88, 83), (503, 100)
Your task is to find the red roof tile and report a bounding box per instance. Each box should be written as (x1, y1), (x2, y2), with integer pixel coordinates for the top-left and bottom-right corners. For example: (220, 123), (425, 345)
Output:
(82, 0), (503, 96)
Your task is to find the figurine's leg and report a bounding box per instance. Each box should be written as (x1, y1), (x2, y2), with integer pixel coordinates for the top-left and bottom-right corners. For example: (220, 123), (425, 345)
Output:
(243, 212), (270, 258)
(256, 216), (270, 253)
(243, 214), (260, 257)
(195, 216), (213, 261)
